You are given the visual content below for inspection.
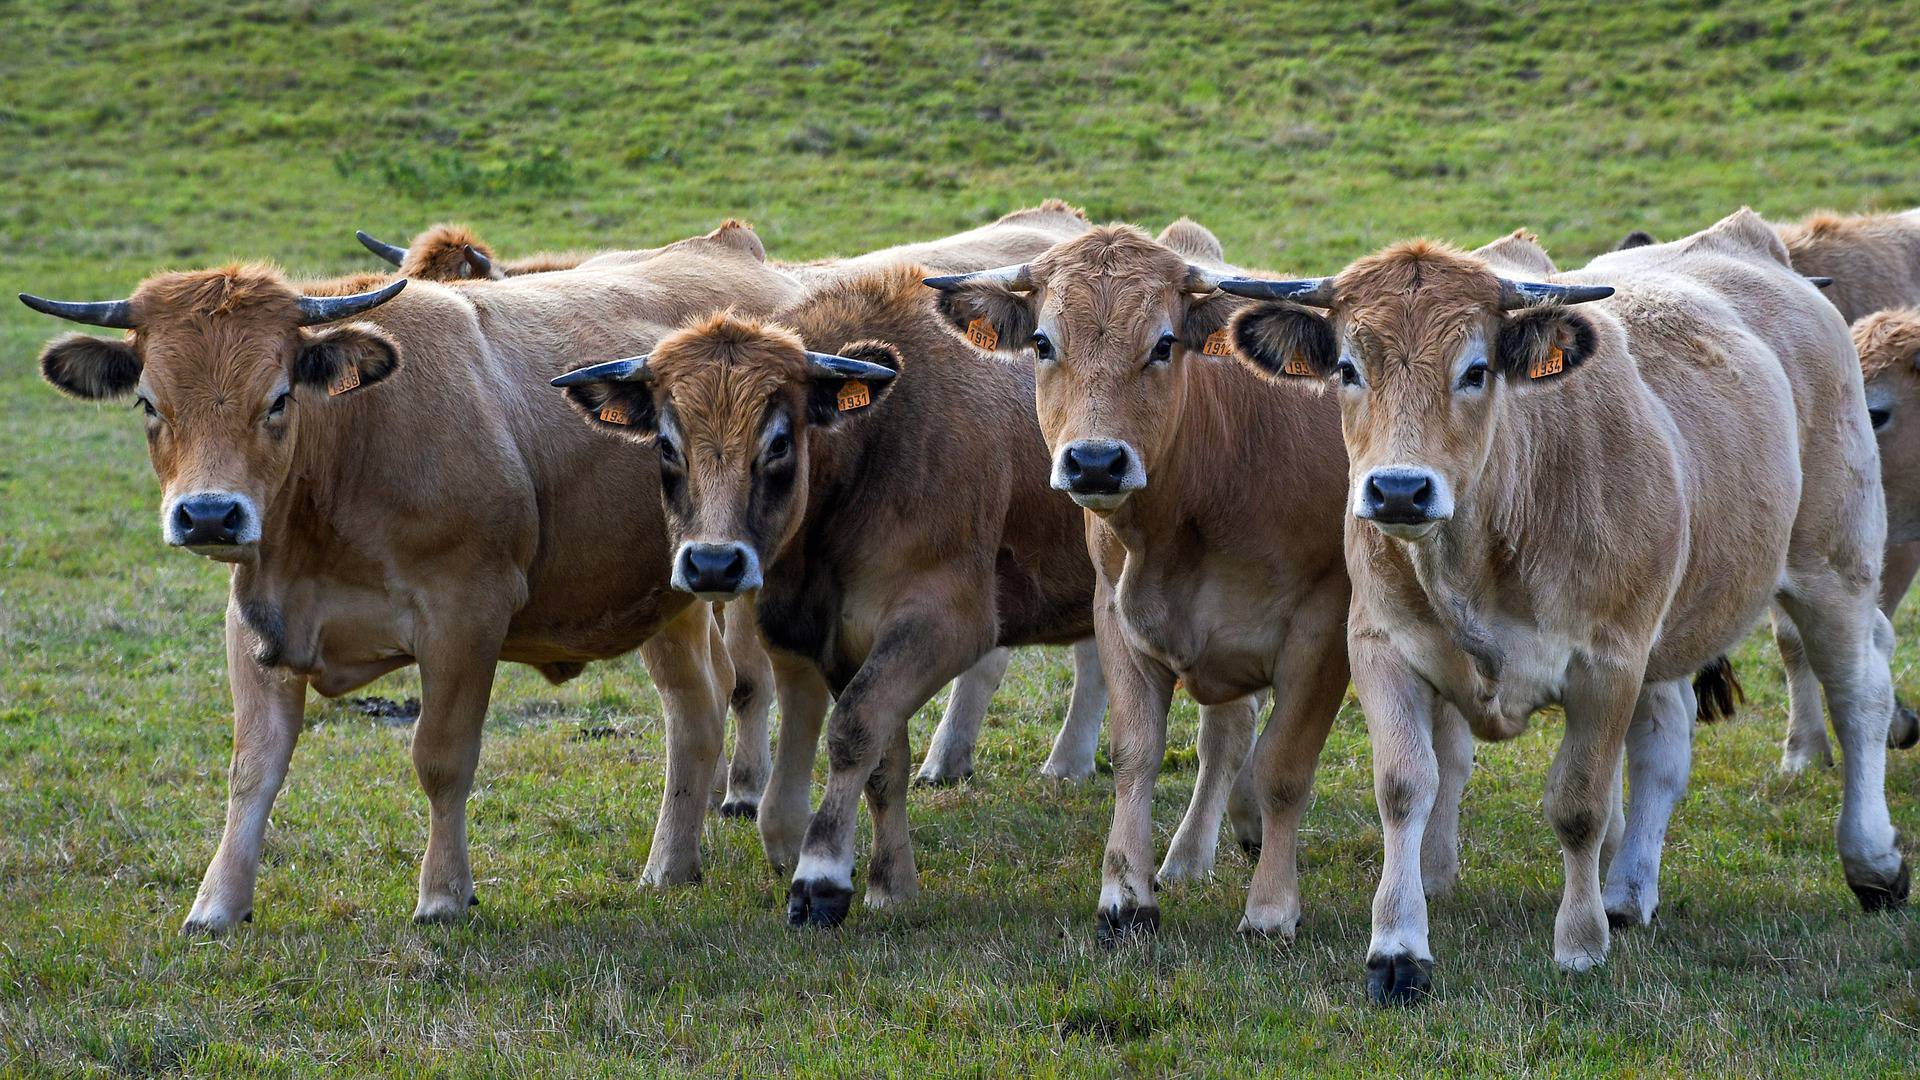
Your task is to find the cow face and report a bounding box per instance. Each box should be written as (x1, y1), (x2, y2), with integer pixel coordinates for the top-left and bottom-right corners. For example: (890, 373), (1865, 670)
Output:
(928, 226), (1238, 513)
(27, 267), (404, 562)
(1856, 309), (1920, 543)
(1226, 243), (1609, 542)
(553, 315), (898, 600)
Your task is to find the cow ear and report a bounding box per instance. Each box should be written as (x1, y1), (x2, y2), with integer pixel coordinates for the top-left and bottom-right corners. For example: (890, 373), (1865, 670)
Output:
(931, 284), (1038, 355)
(1494, 308), (1596, 384)
(560, 379), (659, 441)
(1229, 302), (1336, 381)
(40, 333), (142, 400)
(1177, 291), (1243, 357)
(807, 341), (901, 426)
(295, 322), (401, 396)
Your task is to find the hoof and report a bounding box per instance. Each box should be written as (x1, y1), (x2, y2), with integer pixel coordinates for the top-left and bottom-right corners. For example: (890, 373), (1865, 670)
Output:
(1039, 759), (1096, 782)
(1235, 907), (1299, 942)
(1849, 856), (1911, 912)
(181, 909), (250, 936)
(1605, 905), (1655, 931)
(719, 799), (759, 821)
(1239, 838), (1262, 863)
(1780, 745), (1833, 773)
(1892, 702), (1920, 751)
(786, 878), (854, 928)
(412, 898), (474, 925)
(1364, 951), (1433, 1007)
(1094, 904), (1160, 947)
(913, 768), (973, 788)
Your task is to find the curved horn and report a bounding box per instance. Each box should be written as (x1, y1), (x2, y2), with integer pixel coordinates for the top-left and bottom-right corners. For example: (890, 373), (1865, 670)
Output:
(1182, 264), (1226, 293)
(1496, 279), (1614, 310)
(18, 293), (137, 329)
(1214, 277), (1339, 307)
(462, 244), (495, 278)
(805, 351), (897, 383)
(551, 355), (653, 388)
(923, 264), (1033, 293)
(355, 230), (408, 266)
(295, 278), (407, 326)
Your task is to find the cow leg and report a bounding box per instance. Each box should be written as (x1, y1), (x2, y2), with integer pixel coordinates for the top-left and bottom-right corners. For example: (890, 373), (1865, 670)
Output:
(1775, 607), (1832, 772)
(410, 630), (507, 923)
(1775, 584), (1908, 910)
(1353, 628), (1441, 1005)
(759, 651), (829, 875)
(863, 718), (919, 908)
(1881, 543), (1920, 750)
(636, 602), (732, 888)
(916, 647), (1010, 785)
(1226, 688), (1274, 861)
(183, 606), (309, 934)
(719, 599), (773, 819)
(787, 605), (982, 928)
(1421, 702), (1474, 898)
(1094, 599), (1176, 944)
(1157, 695), (1256, 885)
(1546, 658), (1642, 972)
(1603, 678), (1694, 929)
(1041, 637), (1107, 780)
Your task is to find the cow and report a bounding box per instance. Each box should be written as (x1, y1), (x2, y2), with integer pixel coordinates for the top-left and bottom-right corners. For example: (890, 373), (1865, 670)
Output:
(20, 220), (800, 932)
(1223, 208), (1908, 1005)
(359, 208), (1114, 785)
(922, 219), (1445, 943)
(551, 263), (1166, 928)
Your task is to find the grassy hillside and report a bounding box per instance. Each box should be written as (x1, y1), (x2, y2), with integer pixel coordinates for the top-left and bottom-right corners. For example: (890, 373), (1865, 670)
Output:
(2, 0), (1918, 1074)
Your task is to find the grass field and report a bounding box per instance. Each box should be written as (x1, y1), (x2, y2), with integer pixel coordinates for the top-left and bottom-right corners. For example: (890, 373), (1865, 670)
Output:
(3, 0), (1919, 1074)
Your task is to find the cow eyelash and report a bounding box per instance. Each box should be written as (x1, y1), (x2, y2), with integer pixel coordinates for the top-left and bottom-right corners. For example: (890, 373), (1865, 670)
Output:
(267, 392), (292, 418)
(1030, 332), (1055, 362)
(764, 432), (792, 462)
(1336, 359), (1363, 387)
(1145, 334), (1174, 368)
(657, 434), (683, 466)
(135, 396), (158, 420)
(1456, 361), (1488, 390)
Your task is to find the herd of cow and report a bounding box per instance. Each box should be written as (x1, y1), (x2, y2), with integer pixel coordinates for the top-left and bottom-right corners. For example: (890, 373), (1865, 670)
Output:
(20, 200), (1920, 1005)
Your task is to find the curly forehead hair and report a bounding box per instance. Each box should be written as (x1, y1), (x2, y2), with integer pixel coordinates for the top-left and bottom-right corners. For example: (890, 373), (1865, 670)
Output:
(1854, 308), (1920, 381)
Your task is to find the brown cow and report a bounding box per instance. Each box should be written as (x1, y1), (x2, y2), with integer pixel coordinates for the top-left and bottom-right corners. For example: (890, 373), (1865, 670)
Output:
(550, 266), (1102, 926)
(21, 221), (798, 931)
(1226, 209), (1907, 1004)
(924, 220), (1433, 943)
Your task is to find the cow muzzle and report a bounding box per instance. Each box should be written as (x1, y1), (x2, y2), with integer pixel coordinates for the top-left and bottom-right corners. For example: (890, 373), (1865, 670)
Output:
(1355, 466), (1453, 540)
(673, 541), (762, 601)
(163, 492), (261, 560)
(1053, 439), (1147, 512)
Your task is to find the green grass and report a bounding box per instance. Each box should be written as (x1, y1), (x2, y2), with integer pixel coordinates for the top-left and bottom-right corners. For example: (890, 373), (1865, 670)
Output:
(3, 0), (1919, 1074)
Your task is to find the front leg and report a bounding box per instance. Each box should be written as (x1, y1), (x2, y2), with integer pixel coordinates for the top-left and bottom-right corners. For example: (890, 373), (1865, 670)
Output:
(1603, 678), (1694, 928)
(1549, 657), (1644, 971)
(410, 626), (508, 922)
(636, 601), (731, 887)
(184, 603), (309, 934)
(1093, 598), (1175, 944)
(759, 651), (830, 875)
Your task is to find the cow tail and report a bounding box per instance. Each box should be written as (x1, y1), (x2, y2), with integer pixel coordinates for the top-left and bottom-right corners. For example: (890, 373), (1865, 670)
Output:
(1693, 655), (1745, 724)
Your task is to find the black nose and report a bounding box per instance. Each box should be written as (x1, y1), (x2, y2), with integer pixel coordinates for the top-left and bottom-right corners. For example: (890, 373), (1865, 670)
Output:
(678, 543), (750, 595)
(1061, 442), (1130, 493)
(1363, 470), (1434, 524)
(172, 495), (246, 547)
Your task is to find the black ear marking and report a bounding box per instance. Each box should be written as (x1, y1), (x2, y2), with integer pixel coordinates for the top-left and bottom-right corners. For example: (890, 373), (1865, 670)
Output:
(295, 322), (401, 395)
(560, 381), (659, 440)
(931, 287), (1038, 354)
(806, 340), (901, 426)
(39, 333), (142, 400)
(1228, 302), (1337, 380)
(1179, 292), (1243, 356)
(1494, 308), (1597, 383)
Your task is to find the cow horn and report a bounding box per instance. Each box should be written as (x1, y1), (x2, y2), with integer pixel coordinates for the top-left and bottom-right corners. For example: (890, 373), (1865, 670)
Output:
(1496, 279), (1614, 309)
(1215, 277), (1339, 307)
(295, 279), (407, 326)
(551, 355), (654, 388)
(355, 230), (408, 266)
(923, 264), (1033, 293)
(805, 351), (897, 383)
(462, 244), (495, 277)
(18, 293), (138, 328)
(1182, 265), (1226, 293)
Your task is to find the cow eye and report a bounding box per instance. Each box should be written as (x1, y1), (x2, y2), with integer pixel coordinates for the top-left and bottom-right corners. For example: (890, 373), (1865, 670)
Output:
(1457, 361), (1488, 391)
(267, 392), (292, 419)
(1869, 405), (1893, 431)
(135, 396), (158, 420)
(1336, 359), (1363, 388)
(1031, 332), (1055, 362)
(1146, 334), (1174, 368)
(764, 432), (791, 462)
(657, 434), (682, 466)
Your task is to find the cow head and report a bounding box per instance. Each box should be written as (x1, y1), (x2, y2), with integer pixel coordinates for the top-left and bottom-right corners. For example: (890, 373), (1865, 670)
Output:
(358, 224), (505, 280)
(1222, 243), (1611, 542)
(924, 224), (1239, 513)
(23, 267), (405, 562)
(552, 314), (898, 600)
(1856, 308), (1920, 543)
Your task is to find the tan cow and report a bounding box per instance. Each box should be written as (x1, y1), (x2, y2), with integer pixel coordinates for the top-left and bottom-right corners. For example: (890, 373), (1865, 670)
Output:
(924, 220), (1425, 942)
(1225, 209), (1907, 1005)
(21, 221), (798, 931)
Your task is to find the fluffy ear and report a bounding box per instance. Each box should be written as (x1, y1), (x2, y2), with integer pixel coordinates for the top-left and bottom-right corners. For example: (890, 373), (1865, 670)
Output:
(931, 285), (1037, 355)
(1229, 302), (1336, 381)
(807, 340), (901, 426)
(1177, 291), (1244, 357)
(560, 379), (659, 441)
(1494, 308), (1597, 384)
(39, 333), (142, 400)
(295, 322), (401, 396)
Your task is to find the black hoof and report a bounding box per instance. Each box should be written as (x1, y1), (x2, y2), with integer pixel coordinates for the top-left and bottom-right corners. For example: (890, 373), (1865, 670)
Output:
(786, 877), (854, 928)
(913, 769), (973, 788)
(1239, 838), (1262, 863)
(1850, 856), (1911, 912)
(719, 800), (759, 821)
(1891, 702), (1919, 751)
(1094, 904), (1160, 947)
(1605, 906), (1653, 931)
(469, 893), (480, 907)
(1365, 951), (1434, 1007)
(242, 911), (253, 923)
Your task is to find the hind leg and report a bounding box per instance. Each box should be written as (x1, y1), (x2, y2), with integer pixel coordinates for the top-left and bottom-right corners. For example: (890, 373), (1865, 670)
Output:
(1041, 638), (1107, 780)
(1603, 679), (1694, 928)
(916, 647), (1010, 785)
(1421, 702), (1474, 898)
(1775, 607), (1832, 772)
(1157, 694), (1256, 885)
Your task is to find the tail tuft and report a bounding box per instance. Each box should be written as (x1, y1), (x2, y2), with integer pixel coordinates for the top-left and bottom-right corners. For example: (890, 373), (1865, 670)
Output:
(1693, 655), (1744, 723)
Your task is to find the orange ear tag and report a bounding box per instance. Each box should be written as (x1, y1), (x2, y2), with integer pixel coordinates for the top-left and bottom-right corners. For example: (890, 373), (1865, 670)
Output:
(1201, 329), (1233, 356)
(598, 401), (631, 425)
(836, 380), (872, 412)
(1281, 351), (1315, 377)
(965, 318), (1000, 350)
(327, 362), (362, 396)
(1530, 343), (1565, 380)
